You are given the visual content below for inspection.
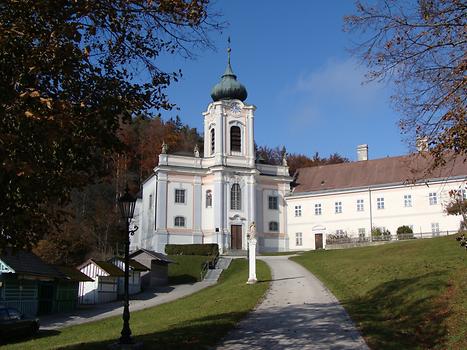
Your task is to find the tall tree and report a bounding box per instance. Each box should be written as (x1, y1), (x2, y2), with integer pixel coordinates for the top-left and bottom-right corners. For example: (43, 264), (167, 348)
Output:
(345, 0), (466, 171)
(0, 0), (221, 250)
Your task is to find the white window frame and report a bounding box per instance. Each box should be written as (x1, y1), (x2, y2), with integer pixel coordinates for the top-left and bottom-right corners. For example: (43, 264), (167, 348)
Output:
(429, 192), (438, 205)
(314, 203), (322, 215)
(175, 189), (185, 204)
(269, 221), (279, 232)
(356, 199), (364, 212)
(231, 184), (241, 210)
(174, 216), (185, 227)
(335, 201), (342, 214)
(336, 229), (345, 237)
(404, 194), (412, 207)
(377, 197), (385, 210)
(294, 205), (302, 217)
(295, 232), (303, 246)
(268, 196), (279, 210)
(431, 222), (440, 234)
(358, 228), (366, 238)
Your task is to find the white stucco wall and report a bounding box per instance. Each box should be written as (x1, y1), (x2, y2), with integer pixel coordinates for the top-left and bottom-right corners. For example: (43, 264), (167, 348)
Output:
(286, 178), (465, 250)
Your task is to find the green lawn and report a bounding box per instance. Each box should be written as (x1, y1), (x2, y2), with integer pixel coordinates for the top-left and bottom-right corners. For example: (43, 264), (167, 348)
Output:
(291, 236), (467, 350)
(1, 259), (271, 350)
(167, 255), (211, 284)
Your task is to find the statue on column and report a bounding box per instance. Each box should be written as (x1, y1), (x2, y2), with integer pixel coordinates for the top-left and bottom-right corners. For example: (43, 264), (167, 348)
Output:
(161, 141), (168, 154)
(247, 221), (257, 284)
(194, 144), (200, 158)
(248, 221), (257, 240)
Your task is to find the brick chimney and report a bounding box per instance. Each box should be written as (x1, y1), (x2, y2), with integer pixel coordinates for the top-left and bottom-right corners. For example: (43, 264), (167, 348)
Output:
(357, 144), (368, 161)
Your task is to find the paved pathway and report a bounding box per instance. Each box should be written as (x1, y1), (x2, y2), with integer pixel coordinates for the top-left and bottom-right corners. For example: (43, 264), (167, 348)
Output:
(216, 255), (369, 350)
(41, 281), (216, 330)
(41, 257), (233, 330)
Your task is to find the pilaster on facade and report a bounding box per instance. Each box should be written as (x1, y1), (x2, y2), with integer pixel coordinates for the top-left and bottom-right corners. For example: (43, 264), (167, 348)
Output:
(193, 176), (202, 235)
(155, 172), (168, 234)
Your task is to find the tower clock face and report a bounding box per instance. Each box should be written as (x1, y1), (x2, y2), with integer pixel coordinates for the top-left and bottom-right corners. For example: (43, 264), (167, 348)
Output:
(230, 103), (241, 115)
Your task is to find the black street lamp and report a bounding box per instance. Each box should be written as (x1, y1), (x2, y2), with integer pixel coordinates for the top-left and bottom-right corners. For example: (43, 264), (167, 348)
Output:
(117, 186), (138, 346)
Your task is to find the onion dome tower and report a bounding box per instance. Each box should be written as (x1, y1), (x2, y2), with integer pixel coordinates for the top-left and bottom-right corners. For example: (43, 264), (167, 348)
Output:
(210, 40), (248, 102)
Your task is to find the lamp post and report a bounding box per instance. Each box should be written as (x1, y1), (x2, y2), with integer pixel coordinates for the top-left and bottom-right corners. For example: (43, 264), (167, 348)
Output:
(117, 186), (138, 346)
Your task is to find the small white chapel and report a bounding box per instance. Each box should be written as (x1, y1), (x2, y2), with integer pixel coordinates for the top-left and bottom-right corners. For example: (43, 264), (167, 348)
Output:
(130, 49), (292, 254)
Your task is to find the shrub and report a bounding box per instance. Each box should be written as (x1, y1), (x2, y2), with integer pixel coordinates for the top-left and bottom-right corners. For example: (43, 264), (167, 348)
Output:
(397, 225), (414, 234)
(372, 227), (391, 240)
(397, 225), (414, 239)
(165, 244), (219, 256)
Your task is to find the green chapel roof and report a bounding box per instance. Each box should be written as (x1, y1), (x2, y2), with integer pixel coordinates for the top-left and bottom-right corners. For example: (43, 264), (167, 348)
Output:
(210, 46), (248, 102)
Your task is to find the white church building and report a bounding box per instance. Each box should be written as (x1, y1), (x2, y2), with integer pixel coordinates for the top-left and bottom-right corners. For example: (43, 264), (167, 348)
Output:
(131, 51), (292, 254)
(131, 53), (467, 254)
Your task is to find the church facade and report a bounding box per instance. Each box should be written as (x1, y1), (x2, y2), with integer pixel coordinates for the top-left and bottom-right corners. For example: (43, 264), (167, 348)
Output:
(130, 53), (292, 254)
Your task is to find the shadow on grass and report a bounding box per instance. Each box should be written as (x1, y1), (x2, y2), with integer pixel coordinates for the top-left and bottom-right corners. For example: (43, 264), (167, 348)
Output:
(343, 270), (450, 350)
(256, 276), (305, 283)
(0, 329), (61, 346)
(168, 274), (199, 285)
(54, 302), (368, 350)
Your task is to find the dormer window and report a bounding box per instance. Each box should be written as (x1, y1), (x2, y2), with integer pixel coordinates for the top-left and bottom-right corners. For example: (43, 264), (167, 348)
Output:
(230, 126), (241, 152)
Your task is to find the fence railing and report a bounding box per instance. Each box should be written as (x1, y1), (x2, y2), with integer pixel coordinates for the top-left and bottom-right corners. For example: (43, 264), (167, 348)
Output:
(326, 230), (457, 245)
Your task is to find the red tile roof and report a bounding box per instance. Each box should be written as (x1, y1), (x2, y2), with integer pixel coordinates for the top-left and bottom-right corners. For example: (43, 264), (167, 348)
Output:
(292, 153), (467, 194)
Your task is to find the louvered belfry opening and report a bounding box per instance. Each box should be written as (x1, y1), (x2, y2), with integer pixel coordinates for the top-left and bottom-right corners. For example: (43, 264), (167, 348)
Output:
(230, 126), (241, 152)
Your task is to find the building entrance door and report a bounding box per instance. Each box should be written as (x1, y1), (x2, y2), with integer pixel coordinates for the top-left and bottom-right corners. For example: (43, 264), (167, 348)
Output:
(231, 225), (242, 250)
(315, 233), (323, 249)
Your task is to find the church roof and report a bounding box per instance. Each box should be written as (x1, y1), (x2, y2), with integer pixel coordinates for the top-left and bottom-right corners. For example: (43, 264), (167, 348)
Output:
(211, 46), (247, 102)
(293, 153), (467, 194)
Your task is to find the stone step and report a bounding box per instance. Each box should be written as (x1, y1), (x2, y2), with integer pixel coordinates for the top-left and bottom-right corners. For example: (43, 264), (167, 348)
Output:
(204, 268), (223, 282)
(215, 257), (232, 270)
(223, 249), (248, 256)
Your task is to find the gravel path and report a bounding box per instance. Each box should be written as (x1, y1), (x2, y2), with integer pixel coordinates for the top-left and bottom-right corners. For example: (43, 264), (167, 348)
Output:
(216, 255), (369, 350)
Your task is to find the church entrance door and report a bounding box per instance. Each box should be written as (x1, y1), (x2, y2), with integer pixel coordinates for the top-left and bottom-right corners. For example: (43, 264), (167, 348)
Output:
(231, 225), (242, 250)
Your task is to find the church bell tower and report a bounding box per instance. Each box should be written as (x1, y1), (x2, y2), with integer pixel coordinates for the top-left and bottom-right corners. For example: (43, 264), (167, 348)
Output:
(203, 43), (256, 169)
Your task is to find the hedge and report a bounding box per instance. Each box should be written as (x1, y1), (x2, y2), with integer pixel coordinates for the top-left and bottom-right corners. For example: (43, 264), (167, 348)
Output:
(165, 243), (219, 256)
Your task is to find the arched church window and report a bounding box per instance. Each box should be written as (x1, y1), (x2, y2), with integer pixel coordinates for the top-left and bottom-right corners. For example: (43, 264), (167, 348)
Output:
(230, 126), (241, 152)
(174, 216), (185, 227)
(231, 183), (241, 210)
(269, 221), (279, 232)
(210, 128), (215, 155)
(206, 190), (212, 208)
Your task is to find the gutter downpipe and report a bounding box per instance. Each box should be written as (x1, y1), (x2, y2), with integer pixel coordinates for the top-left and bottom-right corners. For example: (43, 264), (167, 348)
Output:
(368, 187), (373, 242)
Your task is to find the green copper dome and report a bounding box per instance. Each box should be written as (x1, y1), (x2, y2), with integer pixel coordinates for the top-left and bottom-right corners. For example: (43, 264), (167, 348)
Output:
(211, 48), (248, 102)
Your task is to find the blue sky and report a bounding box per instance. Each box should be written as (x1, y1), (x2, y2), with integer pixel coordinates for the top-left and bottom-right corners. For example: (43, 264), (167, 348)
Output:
(157, 0), (408, 161)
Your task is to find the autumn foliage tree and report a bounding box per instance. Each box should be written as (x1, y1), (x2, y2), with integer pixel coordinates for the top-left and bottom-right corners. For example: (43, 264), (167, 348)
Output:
(445, 186), (467, 231)
(256, 145), (348, 176)
(345, 0), (466, 171)
(0, 0), (220, 250)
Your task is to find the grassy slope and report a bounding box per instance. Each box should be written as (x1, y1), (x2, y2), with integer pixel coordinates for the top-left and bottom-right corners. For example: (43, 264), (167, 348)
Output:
(291, 236), (467, 350)
(167, 255), (210, 284)
(2, 259), (270, 350)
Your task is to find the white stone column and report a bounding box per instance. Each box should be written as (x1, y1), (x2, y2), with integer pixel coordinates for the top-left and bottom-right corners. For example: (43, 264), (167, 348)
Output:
(247, 237), (257, 284)
(247, 175), (256, 249)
